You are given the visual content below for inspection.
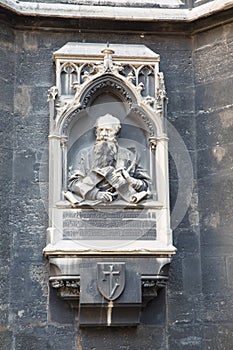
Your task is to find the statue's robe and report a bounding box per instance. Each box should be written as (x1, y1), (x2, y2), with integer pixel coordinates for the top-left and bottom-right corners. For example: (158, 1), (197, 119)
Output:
(68, 145), (150, 202)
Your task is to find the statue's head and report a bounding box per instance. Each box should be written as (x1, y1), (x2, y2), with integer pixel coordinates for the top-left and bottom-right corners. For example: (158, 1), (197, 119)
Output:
(95, 114), (121, 142)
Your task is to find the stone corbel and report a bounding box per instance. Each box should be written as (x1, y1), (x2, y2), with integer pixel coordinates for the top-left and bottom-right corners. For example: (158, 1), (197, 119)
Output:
(149, 136), (157, 150)
(50, 275), (168, 307)
(142, 275), (168, 304)
(50, 276), (80, 301)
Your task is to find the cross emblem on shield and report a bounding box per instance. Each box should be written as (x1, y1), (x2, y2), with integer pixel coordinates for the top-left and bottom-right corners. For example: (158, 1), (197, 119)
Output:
(97, 262), (125, 301)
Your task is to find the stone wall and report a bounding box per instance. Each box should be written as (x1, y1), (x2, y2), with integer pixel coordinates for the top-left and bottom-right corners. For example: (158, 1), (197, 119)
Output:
(0, 8), (233, 350)
(194, 22), (233, 347)
(0, 20), (15, 348)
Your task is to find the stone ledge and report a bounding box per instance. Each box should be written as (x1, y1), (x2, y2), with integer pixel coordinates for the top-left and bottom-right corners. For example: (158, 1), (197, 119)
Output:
(43, 240), (177, 256)
(0, 0), (232, 21)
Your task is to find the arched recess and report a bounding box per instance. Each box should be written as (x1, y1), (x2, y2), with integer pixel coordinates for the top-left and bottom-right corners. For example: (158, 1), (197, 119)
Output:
(59, 74), (161, 137)
(58, 74), (160, 198)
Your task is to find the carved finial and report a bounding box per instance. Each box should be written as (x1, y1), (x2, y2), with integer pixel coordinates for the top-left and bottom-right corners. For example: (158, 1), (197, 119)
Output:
(136, 82), (144, 93)
(47, 86), (58, 102)
(72, 80), (80, 92)
(127, 71), (135, 83)
(145, 95), (155, 106)
(101, 44), (115, 72)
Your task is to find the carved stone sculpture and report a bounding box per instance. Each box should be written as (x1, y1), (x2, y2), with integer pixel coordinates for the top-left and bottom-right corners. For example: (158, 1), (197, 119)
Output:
(65, 114), (151, 206)
(44, 43), (176, 326)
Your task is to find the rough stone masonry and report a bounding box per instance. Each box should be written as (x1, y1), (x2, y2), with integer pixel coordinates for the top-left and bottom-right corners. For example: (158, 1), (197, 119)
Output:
(1, 0), (233, 348)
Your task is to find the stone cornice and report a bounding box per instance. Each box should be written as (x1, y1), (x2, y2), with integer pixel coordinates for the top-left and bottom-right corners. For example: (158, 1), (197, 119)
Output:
(0, 0), (233, 22)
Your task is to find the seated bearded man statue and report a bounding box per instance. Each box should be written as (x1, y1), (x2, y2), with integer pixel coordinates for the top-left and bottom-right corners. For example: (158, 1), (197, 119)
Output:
(66, 114), (151, 205)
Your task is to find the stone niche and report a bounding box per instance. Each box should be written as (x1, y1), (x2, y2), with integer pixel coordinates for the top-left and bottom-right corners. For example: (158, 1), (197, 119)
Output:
(43, 42), (176, 326)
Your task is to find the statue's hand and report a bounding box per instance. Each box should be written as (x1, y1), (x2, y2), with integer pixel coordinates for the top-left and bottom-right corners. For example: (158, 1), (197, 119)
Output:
(96, 191), (113, 202)
(122, 169), (137, 186)
(110, 170), (127, 188)
(122, 169), (143, 191)
(121, 169), (132, 183)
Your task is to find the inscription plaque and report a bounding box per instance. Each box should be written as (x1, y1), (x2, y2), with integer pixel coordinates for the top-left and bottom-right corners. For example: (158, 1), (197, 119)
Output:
(63, 210), (157, 240)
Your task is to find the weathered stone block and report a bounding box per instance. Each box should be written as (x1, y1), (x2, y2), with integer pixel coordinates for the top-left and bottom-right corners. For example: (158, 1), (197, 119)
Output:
(202, 256), (227, 294)
(196, 108), (233, 151)
(0, 330), (13, 350)
(167, 292), (202, 325)
(0, 111), (13, 148)
(202, 292), (233, 323)
(140, 288), (166, 325)
(15, 330), (49, 350)
(168, 112), (196, 151)
(80, 325), (166, 350)
(198, 176), (233, 235)
(195, 77), (233, 111)
(197, 143), (233, 179)
(167, 252), (184, 293)
(183, 254), (202, 294)
(168, 325), (204, 350)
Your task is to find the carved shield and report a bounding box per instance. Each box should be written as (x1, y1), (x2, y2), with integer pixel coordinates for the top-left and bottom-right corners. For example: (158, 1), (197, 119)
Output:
(97, 262), (125, 301)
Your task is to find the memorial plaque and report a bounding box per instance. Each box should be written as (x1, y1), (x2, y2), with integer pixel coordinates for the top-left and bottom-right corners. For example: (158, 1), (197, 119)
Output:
(44, 43), (176, 326)
(63, 209), (156, 240)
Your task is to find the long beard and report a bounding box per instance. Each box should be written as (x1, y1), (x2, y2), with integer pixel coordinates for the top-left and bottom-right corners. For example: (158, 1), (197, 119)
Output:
(93, 141), (118, 169)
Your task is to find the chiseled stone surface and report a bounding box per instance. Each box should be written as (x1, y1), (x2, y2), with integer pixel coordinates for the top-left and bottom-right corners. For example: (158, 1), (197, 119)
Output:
(0, 0), (230, 23)
(15, 0), (186, 6)
(0, 6), (233, 350)
(0, 23), (14, 334)
(194, 20), (233, 349)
